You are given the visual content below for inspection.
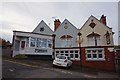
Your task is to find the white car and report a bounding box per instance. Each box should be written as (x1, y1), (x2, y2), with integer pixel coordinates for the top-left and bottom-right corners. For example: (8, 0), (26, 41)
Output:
(53, 55), (72, 68)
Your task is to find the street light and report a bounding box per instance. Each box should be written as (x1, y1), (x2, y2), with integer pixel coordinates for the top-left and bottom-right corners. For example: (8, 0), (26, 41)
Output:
(78, 32), (82, 68)
(52, 34), (56, 59)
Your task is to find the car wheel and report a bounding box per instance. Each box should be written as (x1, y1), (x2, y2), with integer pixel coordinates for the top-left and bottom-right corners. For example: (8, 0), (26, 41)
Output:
(65, 64), (69, 68)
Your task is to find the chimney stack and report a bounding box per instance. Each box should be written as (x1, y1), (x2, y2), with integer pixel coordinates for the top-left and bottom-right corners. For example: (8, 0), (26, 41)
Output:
(100, 15), (107, 26)
(54, 19), (61, 31)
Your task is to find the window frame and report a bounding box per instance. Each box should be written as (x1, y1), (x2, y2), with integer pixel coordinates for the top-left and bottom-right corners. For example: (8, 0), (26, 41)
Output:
(87, 36), (100, 46)
(30, 37), (36, 47)
(86, 48), (105, 61)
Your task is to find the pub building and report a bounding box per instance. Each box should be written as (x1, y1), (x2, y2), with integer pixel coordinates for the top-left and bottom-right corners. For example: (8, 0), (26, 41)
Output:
(12, 15), (116, 71)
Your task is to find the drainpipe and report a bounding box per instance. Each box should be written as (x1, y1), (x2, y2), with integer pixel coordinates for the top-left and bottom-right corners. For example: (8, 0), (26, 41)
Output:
(52, 34), (56, 59)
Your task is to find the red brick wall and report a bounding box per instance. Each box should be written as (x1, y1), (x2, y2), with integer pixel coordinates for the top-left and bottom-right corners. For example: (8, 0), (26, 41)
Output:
(73, 47), (116, 71)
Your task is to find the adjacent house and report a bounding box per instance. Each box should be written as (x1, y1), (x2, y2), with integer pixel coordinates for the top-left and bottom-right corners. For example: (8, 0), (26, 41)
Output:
(53, 19), (80, 61)
(12, 20), (53, 59)
(78, 15), (115, 71)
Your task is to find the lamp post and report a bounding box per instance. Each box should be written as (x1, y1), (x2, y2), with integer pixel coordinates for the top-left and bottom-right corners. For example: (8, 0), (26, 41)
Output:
(52, 34), (56, 59)
(78, 32), (82, 68)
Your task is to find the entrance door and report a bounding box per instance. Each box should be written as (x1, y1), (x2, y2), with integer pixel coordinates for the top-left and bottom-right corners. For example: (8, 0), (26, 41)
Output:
(21, 41), (25, 49)
(20, 41), (26, 54)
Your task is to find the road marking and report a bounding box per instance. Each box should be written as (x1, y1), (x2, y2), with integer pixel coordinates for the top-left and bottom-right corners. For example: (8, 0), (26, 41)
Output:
(84, 74), (97, 78)
(9, 69), (14, 72)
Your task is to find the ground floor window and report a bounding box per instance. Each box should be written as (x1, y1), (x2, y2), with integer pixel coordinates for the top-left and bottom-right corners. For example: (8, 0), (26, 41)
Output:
(30, 37), (36, 47)
(26, 38), (29, 47)
(27, 37), (52, 48)
(41, 39), (47, 48)
(55, 50), (80, 60)
(86, 48), (105, 60)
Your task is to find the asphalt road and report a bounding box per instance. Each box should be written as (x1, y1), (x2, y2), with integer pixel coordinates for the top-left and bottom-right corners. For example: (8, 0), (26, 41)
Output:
(2, 59), (86, 78)
(2, 58), (120, 79)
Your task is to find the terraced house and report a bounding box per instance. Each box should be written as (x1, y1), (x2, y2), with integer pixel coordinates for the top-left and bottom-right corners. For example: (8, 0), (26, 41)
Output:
(12, 15), (116, 71)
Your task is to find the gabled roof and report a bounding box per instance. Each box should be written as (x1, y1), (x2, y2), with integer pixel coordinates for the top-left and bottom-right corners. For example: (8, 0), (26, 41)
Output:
(54, 19), (78, 32)
(32, 20), (53, 33)
(79, 15), (112, 31)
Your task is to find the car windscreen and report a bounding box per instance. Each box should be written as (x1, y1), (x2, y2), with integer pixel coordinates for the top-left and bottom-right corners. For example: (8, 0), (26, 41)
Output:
(56, 55), (66, 59)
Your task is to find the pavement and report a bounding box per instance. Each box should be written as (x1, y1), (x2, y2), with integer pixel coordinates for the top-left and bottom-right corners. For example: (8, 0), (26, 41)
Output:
(2, 57), (120, 78)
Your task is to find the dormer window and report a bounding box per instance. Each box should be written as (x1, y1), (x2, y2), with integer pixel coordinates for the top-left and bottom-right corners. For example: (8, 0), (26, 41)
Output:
(40, 27), (44, 32)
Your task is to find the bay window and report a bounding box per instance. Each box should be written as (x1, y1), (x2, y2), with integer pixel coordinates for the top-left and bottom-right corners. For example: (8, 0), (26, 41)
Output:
(36, 38), (42, 47)
(28, 37), (52, 48)
(41, 39), (47, 48)
(48, 39), (52, 48)
(30, 37), (36, 47)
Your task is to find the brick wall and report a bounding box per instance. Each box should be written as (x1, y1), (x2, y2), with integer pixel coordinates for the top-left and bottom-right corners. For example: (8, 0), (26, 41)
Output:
(74, 47), (116, 71)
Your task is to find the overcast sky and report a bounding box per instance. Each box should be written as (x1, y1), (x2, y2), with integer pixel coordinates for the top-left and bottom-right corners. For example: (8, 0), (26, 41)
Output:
(0, 0), (119, 45)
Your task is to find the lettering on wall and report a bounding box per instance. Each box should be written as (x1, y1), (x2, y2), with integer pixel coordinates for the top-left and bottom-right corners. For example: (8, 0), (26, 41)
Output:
(35, 49), (47, 53)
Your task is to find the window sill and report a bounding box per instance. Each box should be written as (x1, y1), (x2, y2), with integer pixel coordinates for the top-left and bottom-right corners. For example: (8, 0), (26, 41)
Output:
(86, 59), (105, 61)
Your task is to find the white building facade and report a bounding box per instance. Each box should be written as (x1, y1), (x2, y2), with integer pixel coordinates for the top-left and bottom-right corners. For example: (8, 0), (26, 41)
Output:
(12, 20), (53, 59)
(53, 19), (80, 60)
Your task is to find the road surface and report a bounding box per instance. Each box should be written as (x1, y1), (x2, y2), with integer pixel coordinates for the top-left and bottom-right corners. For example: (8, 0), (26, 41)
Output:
(2, 58), (119, 79)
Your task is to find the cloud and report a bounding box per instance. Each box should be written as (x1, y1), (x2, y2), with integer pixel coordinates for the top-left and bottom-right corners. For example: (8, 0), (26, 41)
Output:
(0, 2), (118, 45)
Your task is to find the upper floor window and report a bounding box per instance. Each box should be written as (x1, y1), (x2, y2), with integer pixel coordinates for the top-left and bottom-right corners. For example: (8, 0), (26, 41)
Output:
(60, 35), (73, 47)
(87, 32), (100, 46)
(40, 27), (44, 32)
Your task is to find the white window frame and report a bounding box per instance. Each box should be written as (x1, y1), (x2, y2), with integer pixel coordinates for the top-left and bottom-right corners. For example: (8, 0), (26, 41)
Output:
(26, 37), (30, 48)
(86, 48), (105, 61)
(74, 53), (80, 60)
(55, 50), (80, 60)
(87, 36), (100, 46)
(70, 53), (74, 60)
(30, 37), (36, 47)
(60, 38), (73, 47)
(74, 50), (80, 60)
